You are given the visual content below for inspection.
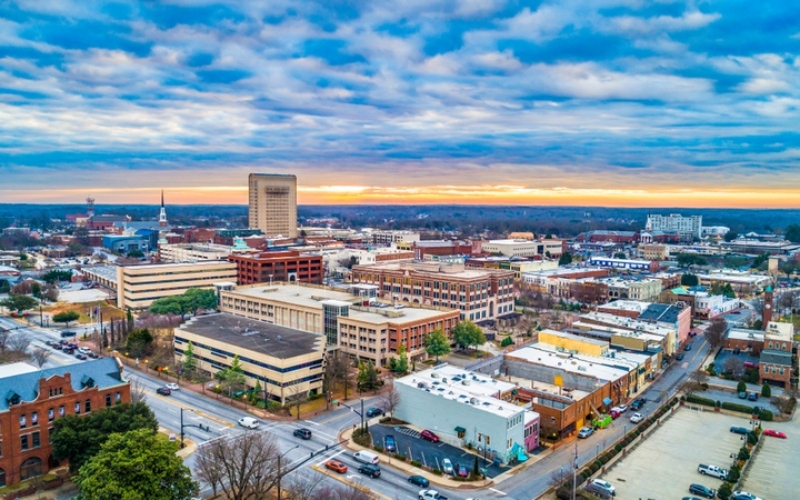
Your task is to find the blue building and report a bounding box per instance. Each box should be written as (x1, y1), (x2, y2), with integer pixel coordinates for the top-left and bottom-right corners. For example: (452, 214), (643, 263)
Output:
(101, 235), (149, 254)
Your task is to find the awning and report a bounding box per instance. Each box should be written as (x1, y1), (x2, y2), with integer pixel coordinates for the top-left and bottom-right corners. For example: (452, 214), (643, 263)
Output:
(602, 397), (612, 406)
(454, 426), (466, 433)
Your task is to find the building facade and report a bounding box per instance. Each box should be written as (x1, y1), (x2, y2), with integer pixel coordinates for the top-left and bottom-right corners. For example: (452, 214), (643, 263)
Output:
(351, 261), (515, 322)
(645, 214), (702, 241)
(588, 257), (659, 273)
(229, 251), (323, 285)
(369, 230), (420, 245)
(115, 261), (238, 309)
(248, 173), (298, 238)
(174, 314), (326, 403)
(158, 242), (234, 262)
(0, 359), (130, 487)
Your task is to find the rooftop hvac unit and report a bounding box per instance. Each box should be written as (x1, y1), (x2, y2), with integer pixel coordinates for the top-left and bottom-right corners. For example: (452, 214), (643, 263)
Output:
(431, 372), (439, 378)
(462, 379), (470, 386)
(470, 397), (478, 405)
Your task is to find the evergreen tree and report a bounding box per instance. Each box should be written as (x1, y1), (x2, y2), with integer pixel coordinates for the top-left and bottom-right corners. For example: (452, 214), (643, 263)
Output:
(182, 341), (197, 373)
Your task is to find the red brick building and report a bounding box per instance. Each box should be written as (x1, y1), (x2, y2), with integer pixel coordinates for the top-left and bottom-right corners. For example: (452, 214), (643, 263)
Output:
(229, 251), (323, 285)
(0, 358), (130, 487)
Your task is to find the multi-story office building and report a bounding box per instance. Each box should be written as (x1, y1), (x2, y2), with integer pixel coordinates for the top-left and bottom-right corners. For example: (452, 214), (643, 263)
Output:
(368, 230), (420, 245)
(83, 261), (238, 309)
(158, 242), (234, 262)
(174, 314), (326, 403)
(248, 174), (298, 238)
(220, 283), (459, 367)
(351, 261), (515, 322)
(229, 251), (323, 285)
(0, 359), (130, 487)
(645, 213), (702, 241)
(588, 257), (659, 272)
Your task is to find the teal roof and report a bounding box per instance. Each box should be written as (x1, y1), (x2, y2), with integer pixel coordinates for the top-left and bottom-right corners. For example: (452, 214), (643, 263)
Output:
(764, 285), (773, 293)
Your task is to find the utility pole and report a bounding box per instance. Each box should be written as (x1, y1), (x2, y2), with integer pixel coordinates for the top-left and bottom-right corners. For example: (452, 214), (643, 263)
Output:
(572, 440), (578, 500)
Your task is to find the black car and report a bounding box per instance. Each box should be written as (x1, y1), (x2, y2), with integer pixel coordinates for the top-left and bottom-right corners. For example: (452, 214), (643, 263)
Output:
(676, 353), (684, 361)
(60, 331), (76, 338)
(747, 392), (758, 402)
(384, 435), (396, 452)
(684, 344), (692, 351)
(293, 428), (312, 440)
(365, 407), (384, 418)
(358, 464), (381, 478)
(688, 483), (716, 499)
(88, 352), (99, 358)
(631, 399), (645, 411)
(408, 475), (429, 487)
(75, 353), (88, 360)
(63, 348), (74, 355)
(730, 426), (750, 435)
(156, 387), (171, 396)
(52, 343), (63, 350)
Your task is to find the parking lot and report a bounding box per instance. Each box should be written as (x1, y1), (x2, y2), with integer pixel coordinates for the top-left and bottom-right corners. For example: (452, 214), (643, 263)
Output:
(739, 415), (799, 499)
(703, 387), (782, 414)
(369, 424), (507, 478)
(598, 409), (750, 499)
(713, 349), (760, 376)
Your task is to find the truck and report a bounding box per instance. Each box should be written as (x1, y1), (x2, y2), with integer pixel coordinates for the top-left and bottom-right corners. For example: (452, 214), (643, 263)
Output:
(419, 490), (447, 500)
(697, 464), (729, 480)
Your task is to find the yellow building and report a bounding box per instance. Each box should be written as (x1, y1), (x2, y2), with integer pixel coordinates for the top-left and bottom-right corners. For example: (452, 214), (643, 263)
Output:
(116, 261), (237, 309)
(538, 329), (609, 357)
(174, 313), (325, 403)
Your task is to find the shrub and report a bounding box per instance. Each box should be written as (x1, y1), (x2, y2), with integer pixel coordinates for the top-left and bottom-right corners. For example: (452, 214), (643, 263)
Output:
(783, 397), (797, 414)
(720, 402), (755, 413)
(758, 409), (773, 421)
(594, 460), (602, 469)
(373, 445), (383, 452)
(599, 455), (609, 465)
(671, 397), (679, 406)
(589, 464), (598, 474)
(394, 453), (406, 461)
(761, 383), (771, 398)
(737, 380), (747, 393)
(716, 400), (722, 408)
(635, 429), (641, 436)
(686, 395), (716, 407)
(700, 382), (709, 390)
(738, 447), (750, 460)
(614, 444), (623, 453)
(379, 417), (391, 423)
(410, 460), (421, 467)
(707, 364), (717, 376)
(718, 482), (733, 500)
(556, 487), (572, 500)
(727, 466), (741, 483)
(747, 431), (758, 445)
(432, 469), (443, 476)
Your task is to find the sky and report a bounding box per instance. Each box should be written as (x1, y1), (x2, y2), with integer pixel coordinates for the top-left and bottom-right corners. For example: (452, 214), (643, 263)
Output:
(1, 0), (800, 207)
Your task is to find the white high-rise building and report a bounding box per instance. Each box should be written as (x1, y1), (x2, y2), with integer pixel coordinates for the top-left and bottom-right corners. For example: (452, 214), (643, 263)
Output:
(248, 174), (298, 238)
(645, 213), (702, 241)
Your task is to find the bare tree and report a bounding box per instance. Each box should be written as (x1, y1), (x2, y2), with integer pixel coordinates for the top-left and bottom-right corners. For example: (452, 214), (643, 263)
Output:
(0, 330), (10, 352)
(31, 348), (51, 368)
(7, 334), (30, 353)
(286, 383), (306, 420)
(129, 378), (147, 404)
(704, 318), (728, 350)
(284, 474), (325, 500)
(196, 432), (281, 500)
(683, 369), (709, 397)
(379, 381), (401, 419)
(194, 439), (225, 497)
(723, 357), (745, 378)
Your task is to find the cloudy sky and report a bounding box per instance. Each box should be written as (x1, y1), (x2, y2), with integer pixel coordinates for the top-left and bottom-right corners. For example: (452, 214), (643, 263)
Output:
(1, 0), (799, 206)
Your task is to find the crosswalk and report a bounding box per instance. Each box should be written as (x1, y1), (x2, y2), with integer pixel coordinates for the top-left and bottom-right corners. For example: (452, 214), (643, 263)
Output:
(396, 427), (420, 439)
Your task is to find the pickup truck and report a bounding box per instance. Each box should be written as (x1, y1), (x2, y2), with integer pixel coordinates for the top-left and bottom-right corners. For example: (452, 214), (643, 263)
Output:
(698, 464), (729, 480)
(419, 490), (447, 500)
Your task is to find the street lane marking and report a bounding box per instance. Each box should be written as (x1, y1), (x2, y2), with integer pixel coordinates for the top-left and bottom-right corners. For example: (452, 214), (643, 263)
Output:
(315, 448), (347, 467)
(490, 487), (506, 495)
(141, 389), (234, 428)
(304, 420), (321, 426)
(312, 465), (388, 500)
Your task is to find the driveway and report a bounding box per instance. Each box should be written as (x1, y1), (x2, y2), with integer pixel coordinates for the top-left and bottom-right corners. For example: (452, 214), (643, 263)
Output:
(713, 349), (760, 375)
(701, 387), (781, 414)
(369, 424), (507, 478)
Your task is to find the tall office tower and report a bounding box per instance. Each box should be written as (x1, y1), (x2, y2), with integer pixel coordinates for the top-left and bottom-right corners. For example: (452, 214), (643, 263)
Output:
(248, 174), (298, 238)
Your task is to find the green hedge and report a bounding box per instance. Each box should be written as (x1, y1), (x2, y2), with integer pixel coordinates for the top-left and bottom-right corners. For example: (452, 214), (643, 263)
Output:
(758, 409), (773, 421)
(720, 402), (757, 414)
(686, 395), (716, 406)
(410, 460), (421, 467)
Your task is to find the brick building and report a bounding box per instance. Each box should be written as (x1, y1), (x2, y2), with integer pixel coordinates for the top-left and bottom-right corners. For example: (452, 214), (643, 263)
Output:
(0, 359), (130, 487)
(229, 251), (323, 285)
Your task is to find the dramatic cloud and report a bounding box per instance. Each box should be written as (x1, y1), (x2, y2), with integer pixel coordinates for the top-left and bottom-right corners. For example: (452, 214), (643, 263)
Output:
(1, 0), (800, 206)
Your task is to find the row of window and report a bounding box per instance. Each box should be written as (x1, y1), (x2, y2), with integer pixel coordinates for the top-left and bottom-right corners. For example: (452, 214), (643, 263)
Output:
(763, 365), (787, 375)
(194, 352), (323, 388)
(174, 337), (323, 373)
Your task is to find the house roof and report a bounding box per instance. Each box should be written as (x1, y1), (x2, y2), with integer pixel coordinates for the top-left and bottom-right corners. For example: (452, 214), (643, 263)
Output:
(759, 349), (793, 366)
(639, 303), (682, 324)
(0, 358), (126, 412)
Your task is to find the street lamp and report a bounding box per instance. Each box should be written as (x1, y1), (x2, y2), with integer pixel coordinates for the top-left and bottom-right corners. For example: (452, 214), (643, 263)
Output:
(180, 408), (210, 448)
(277, 445), (300, 500)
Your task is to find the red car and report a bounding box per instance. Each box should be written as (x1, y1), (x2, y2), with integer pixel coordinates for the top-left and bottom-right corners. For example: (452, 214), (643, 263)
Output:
(609, 410), (621, 420)
(763, 429), (787, 439)
(420, 430), (439, 443)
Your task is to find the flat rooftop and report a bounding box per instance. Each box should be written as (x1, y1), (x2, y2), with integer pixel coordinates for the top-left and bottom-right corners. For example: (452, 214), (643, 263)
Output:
(727, 328), (765, 342)
(83, 265), (118, 281)
(179, 313), (324, 359)
(230, 284), (357, 307)
(600, 300), (651, 313)
(533, 342), (639, 372)
(539, 329), (608, 348)
(507, 346), (629, 382)
(355, 261), (511, 279)
(579, 312), (675, 337)
(506, 375), (591, 401)
(0, 362), (38, 379)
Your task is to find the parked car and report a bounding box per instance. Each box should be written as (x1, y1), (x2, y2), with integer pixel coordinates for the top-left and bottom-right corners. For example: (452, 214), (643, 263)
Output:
(420, 429), (440, 442)
(75, 353), (88, 360)
(441, 458), (454, 474)
(63, 348), (74, 355)
(384, 435), (396, 452)
(456, 463), (468, 478)
(237, 417), (259, 429)
(616, 404), (627, 413)
(358, 464), (381, 478)
(697, 464), (728, 480)
(78, 347), (92, 354)
(294, 428), (312, 440)
(609, 409), (621, 420)
(578, 427), (594, 439)
(408, 475), (430, 487)
(589, 479), (616, 497)
(165, 383), (179, 391)
(88, 351), (99, 358)
(730, 427), (750, 435)
(688, 483), (716, 498)
(747, 392), (758, 401)
(676, 353), (685, 361)
(60, 331), (76, 338)
(584, 482), (613, 499)
(365, 407), (384, 418)
(743, 361), (759, 369)
(67, 342), (78, 349)
(419, 490), (446, 500)
(325, 460), (348, 474)
(156, 387), (171, 396)
(684, 344), (692, 351)
(52, 343), (63, 350)
(629, 412), (643, 423)
(763, 429), (787, 439)
(738, 392), (748, 399)
(731, 492), (763, 500)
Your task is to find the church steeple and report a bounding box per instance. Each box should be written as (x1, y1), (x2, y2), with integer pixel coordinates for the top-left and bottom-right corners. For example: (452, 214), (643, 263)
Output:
(159, 190), (168, 227)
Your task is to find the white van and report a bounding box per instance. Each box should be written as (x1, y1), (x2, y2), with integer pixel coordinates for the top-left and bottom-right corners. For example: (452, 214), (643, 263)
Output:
(353, 450), (380, 465)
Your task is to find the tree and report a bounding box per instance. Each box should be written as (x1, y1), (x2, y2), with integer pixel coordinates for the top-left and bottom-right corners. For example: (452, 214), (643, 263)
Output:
(183, 287), (218, 314)
(785, 224), (800, 243)
(357, 361), (380, 392)
(126, 328), (154, 358)
(613, 252), (626, 259)
(683, 369), (709, 397)
(425, 329), (451, 362)
(41, 283), (59, 302)
(723, 231), (738, 242)
(558, 252), (572, 265)
(680, 273), (699, 287)
(149, 296), (187, 318)
(389, 343), (409, 374)
(31, 282), (42, 299)
(723, 357), (744, 379)
(737, 380), (747, 393)
(127, 249), (145, 259)
(379, 381), (401, 418)
(0, 279), (9, 294)
(216, 355), (247, 399)
(43, 269), (73, 284)
(195, 431), (281, 500)
(182, 341), (197, 373)
(31, 348), (51, 368)
(51, 402), (159, 473)
(452, 321), (486, 350)
(76, 428), (197, 500)
(0, 293), (37, 314)
(704, 318), (728, 350)
(677, 253), (708, 269)
(53, 310), (80, 326)
(761, 383), (771, 398)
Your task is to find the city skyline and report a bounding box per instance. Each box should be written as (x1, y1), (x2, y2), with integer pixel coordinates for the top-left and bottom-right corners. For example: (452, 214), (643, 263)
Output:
(2, 1), (800, 207)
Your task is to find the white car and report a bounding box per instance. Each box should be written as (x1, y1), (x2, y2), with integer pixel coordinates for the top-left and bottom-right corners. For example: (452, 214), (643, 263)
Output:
(629, 412), (643, 423)
(165, 383), (179, 391)
(78, 347), (92, 354)
(617, 404), (628, 412)
(238, 417), (260, 429)
(589, 479), (616, 496)
(441, 458), (453, 474)
(731, 492), (763, 500)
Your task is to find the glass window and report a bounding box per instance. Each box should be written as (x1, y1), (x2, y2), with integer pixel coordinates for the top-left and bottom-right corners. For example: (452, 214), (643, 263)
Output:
(85, 400), (91, 413)
(31, 412), (38, 426)
(105, 395), (112, 407)
(20, 435), (28, 451)
(19, 415), (26, 429)
(74, 402), (81, 414)
(58, 406), (65, 417)
(32, 432), (40, 448)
